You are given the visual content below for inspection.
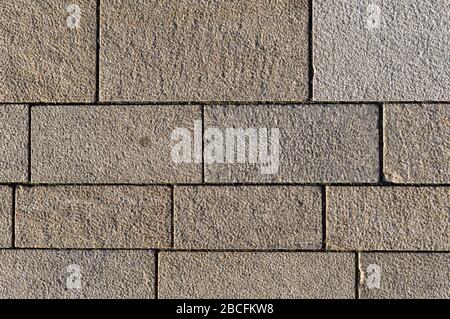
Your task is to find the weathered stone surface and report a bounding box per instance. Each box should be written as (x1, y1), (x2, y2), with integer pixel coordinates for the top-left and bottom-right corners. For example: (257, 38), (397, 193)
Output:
(0, 105), (28, 182)
(174, 186), (322, 249)
(100, 0), (309, 101)
(204, 104), (379, 183)
(313, 0), (450, 101)
(0, 0), (96, 102)
(0, 0), (446, 301)
(384, 104), (450, 184)
(31, 105), (202, 183)
(0, 187), (12, 248)
(360, 253), (450, 299)
(0, 250), (154, 299)
(159, 252), (355, 299)
(328, 187), (449, 251)
(16, 186), (171, 248)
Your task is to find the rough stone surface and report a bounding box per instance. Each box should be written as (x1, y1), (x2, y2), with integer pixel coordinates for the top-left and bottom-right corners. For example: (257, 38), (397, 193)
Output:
(384, 104), (450, 184)
(174, 186), (322, 249)
(328, 187), (449, 251)
(100, 0), (309, 101)
(0, 0), (96, 102)
(0, 105), (28, 182)
(313, 0), (450, 101)
(159, 252), (355, 299)
(31, 105), (202, 183)
(360, 253), (450, 299)
(0, 250), (154, 299)
(16, 186), (171, 248)
(0, 0), (447, 300)
(0, 187), (12, 248)
(204, 104), (379, 183)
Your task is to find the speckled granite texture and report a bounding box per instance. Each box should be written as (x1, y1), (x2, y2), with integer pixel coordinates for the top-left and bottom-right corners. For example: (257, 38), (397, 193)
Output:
(0, 0), (448, 299)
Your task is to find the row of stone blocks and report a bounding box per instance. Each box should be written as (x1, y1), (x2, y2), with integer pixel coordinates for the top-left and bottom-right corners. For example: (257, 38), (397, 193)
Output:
(0, 250), (447, 298)
(0, 0), (448, 102)
(0, 103), (449, 183)
(0, 185), (448, 251)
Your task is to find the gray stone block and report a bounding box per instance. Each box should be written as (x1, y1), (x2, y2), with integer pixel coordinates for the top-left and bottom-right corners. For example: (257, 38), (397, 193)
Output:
(0, 105), (28, 182)
(204, 104), (379, 183)
(0, 250), (154, 299)
(31, 105), (202, 183)
(159, 252), (355, 299)
(313, 0), (450, 101)
(174, 186), (322, 249)
(0, 0), (96, 102)
(100, 0), (309, 101)
(360, 253), (450, 299)
(384, 103), (450, 183)
(16, 186), (171, 248)
(328, 187), (449, 250)
(0, 187), (12, 248)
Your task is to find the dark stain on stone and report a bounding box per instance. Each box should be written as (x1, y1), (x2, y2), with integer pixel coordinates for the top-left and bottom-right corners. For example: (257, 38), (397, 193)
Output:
(139, 136), (151, 147)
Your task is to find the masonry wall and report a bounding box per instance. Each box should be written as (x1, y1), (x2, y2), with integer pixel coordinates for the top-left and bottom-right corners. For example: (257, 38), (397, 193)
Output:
(0, 0), (448, 299)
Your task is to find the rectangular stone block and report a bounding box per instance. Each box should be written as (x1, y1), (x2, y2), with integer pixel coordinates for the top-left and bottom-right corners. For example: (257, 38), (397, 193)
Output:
(174, 186), (322, 249)
(360, 253), (450, 299)
(313, 0), (450, 101)
(204, 104), (379, 183)
(16, 186), (171, 248)
(0, 250), (154, 298)
(31, 105), (202, 183)
(0, 105), (28, 182)
(159, 252), (355, 299)
(0, 0), (96, 102)
(0, 187), (12, 248)
(328, 187), (449, 251)
(384, 104), (450, 184)
(100, 0), (309, 101)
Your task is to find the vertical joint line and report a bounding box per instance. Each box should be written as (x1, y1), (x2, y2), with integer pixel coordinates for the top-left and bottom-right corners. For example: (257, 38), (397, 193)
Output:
(321, 186), (327, 250)
(95, 0), (101, 102)
(11, 186), (16, 248)
(355, 252), (360, 299)
(154, 250), (159, 299)
(201, 105), (205, 183)
(170, 186), (174, 248)
(308, 0), (314, 101)
(27, 105), (32, 183)
(379, 103), (385, 183)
